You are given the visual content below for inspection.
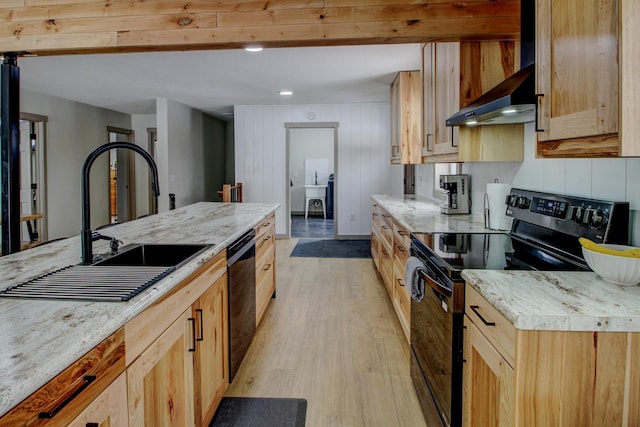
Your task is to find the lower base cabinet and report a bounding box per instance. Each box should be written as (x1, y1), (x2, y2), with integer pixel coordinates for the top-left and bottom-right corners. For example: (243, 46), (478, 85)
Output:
(464, 285), (640, 426)
(127, 309), (196, 426)
(193, 274), (228, 426)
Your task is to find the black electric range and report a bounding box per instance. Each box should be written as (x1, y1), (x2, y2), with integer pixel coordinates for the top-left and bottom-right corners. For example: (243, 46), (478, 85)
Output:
(408, 188), (630, 427)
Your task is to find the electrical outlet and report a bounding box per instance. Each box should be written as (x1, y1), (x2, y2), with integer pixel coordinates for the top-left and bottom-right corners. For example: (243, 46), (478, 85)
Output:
(350, 213), (356, 221)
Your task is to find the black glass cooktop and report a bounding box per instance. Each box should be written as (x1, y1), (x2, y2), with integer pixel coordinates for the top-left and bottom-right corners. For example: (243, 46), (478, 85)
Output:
(411, 231), (589, 278)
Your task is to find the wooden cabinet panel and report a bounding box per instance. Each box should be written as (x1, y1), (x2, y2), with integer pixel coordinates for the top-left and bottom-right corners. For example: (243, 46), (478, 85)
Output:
(68, 373), (128, 427)
(390, 71), (422, 164)
(127, 309), (196, 427)
(193, 274), (228, 426)
(392, 257), (410, 342)
(536, 0), (618, 142)
(254, 214), (276, 327)
(463, 320), (514, 427)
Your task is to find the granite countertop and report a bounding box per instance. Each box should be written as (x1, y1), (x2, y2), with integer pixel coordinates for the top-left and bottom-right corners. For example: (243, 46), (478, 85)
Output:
(371, 194), (500, 233)
(462, 270), (640, 332)
(0, 202), (278, 417)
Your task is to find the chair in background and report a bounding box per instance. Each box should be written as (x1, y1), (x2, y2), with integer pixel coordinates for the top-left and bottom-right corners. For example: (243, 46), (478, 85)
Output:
(218, 182), (243, 203)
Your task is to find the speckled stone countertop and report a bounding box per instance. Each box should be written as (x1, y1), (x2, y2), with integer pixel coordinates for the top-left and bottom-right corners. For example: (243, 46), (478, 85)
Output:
(462, 270), (640, 332)
(371, 194), (501, 233)
(0, 202), (278, 417)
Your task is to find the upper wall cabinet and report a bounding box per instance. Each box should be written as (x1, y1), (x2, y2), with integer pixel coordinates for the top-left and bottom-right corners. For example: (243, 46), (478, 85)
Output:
(421, 41), (525, 163)
(536, 0), (639, 157)
(390, 71), (422, 164)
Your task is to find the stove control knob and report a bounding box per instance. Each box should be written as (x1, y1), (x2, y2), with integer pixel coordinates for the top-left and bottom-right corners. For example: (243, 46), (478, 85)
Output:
(569, 205), (584, 222)
(517, 196), (530, 209)
(508, 195), (518, 207)
(590, 209), (604, 228)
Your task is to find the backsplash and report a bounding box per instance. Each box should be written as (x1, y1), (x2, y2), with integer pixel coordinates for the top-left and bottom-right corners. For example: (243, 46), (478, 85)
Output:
(415, 123), (640, 245)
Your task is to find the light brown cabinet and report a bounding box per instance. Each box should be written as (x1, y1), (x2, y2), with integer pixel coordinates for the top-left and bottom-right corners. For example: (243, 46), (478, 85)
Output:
(536, 0), (640, 157)
(391, 220), (410, 342)
(463, 285), (640, 426)
(127, 309), (196, 427)
(421, 41), (525, 163)
(254, 213), (276, 326)
(371, 201), (411, 342)
(192, 274), (228, 426)
(536, 0), (620, 157)
(390, 71), (422, 164)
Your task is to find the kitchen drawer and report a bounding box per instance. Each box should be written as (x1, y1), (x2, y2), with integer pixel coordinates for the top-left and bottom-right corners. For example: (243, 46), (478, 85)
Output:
(393, 258), (410, 342)
(256, 246), (275, 325)
(380, 218), (393, 248)
(380, 209), (393, 229)
(465, 285), (516, 366)
(0, 329), (126, 426)
(371, 230), (381, 270)
(392, 221), (410, 250)
(255, 223), (275, 263)
(254, 213), (275, 242)
(393, 235), (409, 267)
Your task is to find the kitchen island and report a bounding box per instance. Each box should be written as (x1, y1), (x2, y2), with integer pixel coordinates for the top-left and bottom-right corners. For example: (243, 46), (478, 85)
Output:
(0, 202), (278, 420)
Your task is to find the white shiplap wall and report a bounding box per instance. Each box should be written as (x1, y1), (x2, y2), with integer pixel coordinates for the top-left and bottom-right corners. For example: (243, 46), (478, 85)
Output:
(234, 103), (391, 237)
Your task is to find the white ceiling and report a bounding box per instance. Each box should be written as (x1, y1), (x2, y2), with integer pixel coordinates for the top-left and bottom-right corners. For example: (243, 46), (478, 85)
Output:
(18, 44), (422, 119)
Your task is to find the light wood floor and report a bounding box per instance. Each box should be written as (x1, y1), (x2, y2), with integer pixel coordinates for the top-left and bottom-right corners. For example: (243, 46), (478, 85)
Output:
(226, 238), (428, 427)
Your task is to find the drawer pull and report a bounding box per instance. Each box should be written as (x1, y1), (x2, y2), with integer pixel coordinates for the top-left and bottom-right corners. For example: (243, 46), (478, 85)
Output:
(397, 245), (406, 252)
(382, 225), (389, 230)
(87, 423), (99, 427)
(263, 263), (272, 271)
(188, 317), (196, 352)
(397, 278), (405, 287)
(263, 222), (271, 227)
(397, 230), (405, 236)
(39, 375), (96, 419)
(469, 305), (495, 326)
(195, 308), (204, 342)
(263, 235), (271, 242)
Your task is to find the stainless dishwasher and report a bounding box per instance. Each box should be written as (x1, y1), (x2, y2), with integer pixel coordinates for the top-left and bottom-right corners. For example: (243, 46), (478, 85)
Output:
(226, 229), (256, 382)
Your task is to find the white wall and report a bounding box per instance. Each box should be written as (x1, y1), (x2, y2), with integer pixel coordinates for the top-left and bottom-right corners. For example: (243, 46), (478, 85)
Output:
(21, 90), (131, 239)
(156, 98), (207, 211)
(415, 122), (640, 245)
(234, 103), (391, 236)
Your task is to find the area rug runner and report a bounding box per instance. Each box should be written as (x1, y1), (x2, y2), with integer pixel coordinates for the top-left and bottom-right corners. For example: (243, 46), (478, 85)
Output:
(210, 397), (307, 427)
(290, 239), (371, 258)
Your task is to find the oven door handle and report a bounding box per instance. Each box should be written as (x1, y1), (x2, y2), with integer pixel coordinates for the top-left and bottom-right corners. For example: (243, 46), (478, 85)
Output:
(419, 270), (452, 299)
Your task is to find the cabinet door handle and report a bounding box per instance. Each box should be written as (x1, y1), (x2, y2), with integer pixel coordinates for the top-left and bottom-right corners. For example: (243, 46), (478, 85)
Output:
(263, 263), (272, 271)
(426, 133), (433, 152)
(87, 424), (99, 427)
(38, 375), (96, 419)
(188, 317), (197, 351)
(195, 308), (204, 342)
(450, 126), (457, 148)
(469, 305), (496, 326)
(397, 278), (405, 287)
(535, 94), (545, 132)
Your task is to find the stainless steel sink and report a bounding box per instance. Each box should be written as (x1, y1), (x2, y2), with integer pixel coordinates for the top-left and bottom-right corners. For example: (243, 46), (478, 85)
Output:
(0, 244), (214, 302)
(93, 243), (212, 268)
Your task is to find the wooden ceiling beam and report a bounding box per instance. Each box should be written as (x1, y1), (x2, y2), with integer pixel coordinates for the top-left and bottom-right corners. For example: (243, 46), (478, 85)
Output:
(0, 0), (521, 55)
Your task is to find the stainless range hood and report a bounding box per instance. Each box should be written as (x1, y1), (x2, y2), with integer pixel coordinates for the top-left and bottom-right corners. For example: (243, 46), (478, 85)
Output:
(446, 0), (535, 127)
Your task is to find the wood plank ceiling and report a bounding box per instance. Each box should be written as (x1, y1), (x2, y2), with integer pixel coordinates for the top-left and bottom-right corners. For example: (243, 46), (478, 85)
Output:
(0, 1), (521, 55)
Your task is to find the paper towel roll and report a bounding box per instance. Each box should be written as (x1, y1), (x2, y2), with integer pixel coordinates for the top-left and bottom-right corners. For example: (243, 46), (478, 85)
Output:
(486, 183), (512, 230)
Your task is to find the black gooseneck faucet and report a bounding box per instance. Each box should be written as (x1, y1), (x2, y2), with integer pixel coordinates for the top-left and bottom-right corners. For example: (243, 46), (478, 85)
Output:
(81, 142), (160, 265)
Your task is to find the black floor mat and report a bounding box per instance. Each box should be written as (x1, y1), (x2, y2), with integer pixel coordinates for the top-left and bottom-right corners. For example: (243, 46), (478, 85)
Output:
(290, 239), (371, 258)
(210, 397), (307, 427)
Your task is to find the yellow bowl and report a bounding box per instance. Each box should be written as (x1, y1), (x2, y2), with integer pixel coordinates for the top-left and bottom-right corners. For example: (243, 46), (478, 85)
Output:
(582, 245), (640, 286)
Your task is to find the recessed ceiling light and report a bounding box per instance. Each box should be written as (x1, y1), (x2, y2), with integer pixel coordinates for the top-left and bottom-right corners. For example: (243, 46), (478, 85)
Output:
(244, 46), (263, 52)
(466, 120), (478, 125)
(279, 90), (293, 96)
(502, 109), (517, 114)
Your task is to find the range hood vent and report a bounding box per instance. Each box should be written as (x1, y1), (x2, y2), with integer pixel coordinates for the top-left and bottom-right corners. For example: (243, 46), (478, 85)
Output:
(446, 0), (535, 127)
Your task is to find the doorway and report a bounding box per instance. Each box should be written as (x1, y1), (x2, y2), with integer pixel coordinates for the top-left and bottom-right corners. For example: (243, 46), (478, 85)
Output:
(18, 113), (47, 248)
(106, 127), (135, 225)
(285, 123), (338, 239)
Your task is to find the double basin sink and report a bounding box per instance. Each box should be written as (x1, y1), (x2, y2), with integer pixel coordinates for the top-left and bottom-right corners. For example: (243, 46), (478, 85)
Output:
(0, 244), (214, 302)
